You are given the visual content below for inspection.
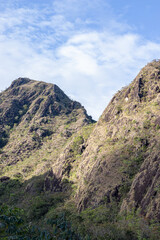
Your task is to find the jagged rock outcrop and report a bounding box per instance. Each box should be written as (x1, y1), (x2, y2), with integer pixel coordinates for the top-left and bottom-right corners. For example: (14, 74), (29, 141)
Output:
(75, 60), (160, 219)
(0, 77), (90, 126)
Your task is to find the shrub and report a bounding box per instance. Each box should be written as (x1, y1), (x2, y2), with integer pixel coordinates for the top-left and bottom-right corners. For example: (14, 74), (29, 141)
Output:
(0, 204), (52, 239)
(143, 120), (151, 129)
(116, 106), (123, 115)
(156, 124), (160, 130)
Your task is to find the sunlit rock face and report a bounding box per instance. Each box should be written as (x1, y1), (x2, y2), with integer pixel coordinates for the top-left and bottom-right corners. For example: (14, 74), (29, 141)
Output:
(75, 60), (160, 220)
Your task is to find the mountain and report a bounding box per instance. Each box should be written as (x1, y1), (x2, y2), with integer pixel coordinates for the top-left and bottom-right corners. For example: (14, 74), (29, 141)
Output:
(0, 77), (94, 174)
(76, 60), (160, 221)
(0, 61), (160, 239)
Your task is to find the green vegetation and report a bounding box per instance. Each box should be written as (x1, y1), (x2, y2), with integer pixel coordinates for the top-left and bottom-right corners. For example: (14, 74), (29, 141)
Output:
(0, 204), (52, 239)
(116, 105), (123, 114)
(122, 152), (144, 178)
(1, 202), (160, 240)
(0, 128), (9, 149)
(143, 120), (151, 129)
(72, 135), (84, 155)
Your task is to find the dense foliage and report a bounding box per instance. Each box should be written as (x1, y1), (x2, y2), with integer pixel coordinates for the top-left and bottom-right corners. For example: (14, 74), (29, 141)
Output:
(0, 205), (52, 239)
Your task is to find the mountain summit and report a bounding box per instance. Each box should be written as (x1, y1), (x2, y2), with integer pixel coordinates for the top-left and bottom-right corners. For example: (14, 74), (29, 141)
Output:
(76, 60), (160, 218)
(0, 77), (94, 170)
(1, 77), (92, 125)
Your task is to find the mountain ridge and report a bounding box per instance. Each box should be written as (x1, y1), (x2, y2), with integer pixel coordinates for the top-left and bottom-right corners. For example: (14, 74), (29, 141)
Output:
(0, 77), (94, 175)
(75, 60), (160, 217)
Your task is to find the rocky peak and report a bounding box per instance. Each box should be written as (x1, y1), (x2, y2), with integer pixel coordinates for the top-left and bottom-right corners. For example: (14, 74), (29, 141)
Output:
(0, 79), (94, 166)
(0, 78), (92, 126)
(75, 60), (160, 216)
(10, 77), (33, 88)
(128, 60), (160, 102)
(100, 60), (160, 125)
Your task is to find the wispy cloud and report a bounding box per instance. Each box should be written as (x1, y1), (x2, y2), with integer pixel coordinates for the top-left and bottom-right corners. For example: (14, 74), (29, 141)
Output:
(0, 0), (160, 120)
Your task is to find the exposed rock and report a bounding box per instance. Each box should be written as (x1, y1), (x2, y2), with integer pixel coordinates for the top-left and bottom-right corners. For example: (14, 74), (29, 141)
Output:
(44, 169), (62, 192)
(0, 176), (10, 182)
(75, 60), (160, 218)
(10, 77), (32, 88)
(121, 153), (160, 219)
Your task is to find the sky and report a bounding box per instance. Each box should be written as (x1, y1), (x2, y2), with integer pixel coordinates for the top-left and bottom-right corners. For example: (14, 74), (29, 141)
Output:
(0, 0), (160, 120)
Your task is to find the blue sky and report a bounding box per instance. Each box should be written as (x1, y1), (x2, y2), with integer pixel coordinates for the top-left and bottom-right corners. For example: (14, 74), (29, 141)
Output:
(0, 0), (160, 119)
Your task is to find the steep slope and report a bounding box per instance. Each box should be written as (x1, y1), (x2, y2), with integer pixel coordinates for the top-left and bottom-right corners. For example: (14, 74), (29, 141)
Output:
(0, 78), (98, 239)
(0, 77), (94, 180)
(75, 60), (160, 220)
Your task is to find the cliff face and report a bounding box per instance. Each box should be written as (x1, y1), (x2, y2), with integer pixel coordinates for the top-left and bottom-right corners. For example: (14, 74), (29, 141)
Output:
(75, 60), (160, 219)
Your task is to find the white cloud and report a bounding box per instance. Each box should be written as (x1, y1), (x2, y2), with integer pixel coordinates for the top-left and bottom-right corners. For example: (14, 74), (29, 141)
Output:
(0, 2), (160, 120)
